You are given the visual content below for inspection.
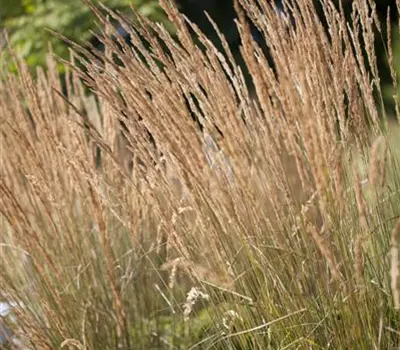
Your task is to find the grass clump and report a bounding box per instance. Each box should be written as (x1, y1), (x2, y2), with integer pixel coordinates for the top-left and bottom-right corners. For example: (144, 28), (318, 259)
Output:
(1, 0), (400, 348)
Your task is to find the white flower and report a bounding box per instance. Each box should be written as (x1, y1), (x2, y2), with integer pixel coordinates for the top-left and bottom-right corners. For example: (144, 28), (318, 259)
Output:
(222, 310), (243, 332)
(183, 287), (210, 321)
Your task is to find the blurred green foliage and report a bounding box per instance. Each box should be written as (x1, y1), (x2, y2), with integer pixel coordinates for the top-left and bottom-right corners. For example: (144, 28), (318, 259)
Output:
(129, 309), (215, 349)
(379, 26), (400, 118)
(1, 0), (168, 71)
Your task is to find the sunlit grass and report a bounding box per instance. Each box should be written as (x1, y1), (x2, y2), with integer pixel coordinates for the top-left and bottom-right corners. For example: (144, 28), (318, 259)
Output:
(1, 0), (400, 349)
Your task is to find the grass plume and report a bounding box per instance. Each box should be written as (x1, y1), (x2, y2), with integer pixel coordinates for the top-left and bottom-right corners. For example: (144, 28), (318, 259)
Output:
(1, 0), (400, 348)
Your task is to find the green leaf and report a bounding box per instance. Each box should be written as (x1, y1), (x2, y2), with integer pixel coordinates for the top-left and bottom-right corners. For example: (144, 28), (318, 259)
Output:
(1, 0), (172, 74)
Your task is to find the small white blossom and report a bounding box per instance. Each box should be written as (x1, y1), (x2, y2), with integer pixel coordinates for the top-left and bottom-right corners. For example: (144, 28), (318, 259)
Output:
(222, 310), (243, 332)
(183, 287), (210, 321)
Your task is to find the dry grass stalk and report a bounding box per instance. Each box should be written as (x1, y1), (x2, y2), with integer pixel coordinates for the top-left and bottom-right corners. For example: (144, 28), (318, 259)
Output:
(368, 136), (387, 188)
(354, 233), (365, 287)
(391, 219), (400, 310)
(306, 222), (342, 283)
(355, 171), (368, 231)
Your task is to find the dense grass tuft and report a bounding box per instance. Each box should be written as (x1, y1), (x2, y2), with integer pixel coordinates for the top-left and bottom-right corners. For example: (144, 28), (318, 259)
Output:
(1, 0), (400, 348)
